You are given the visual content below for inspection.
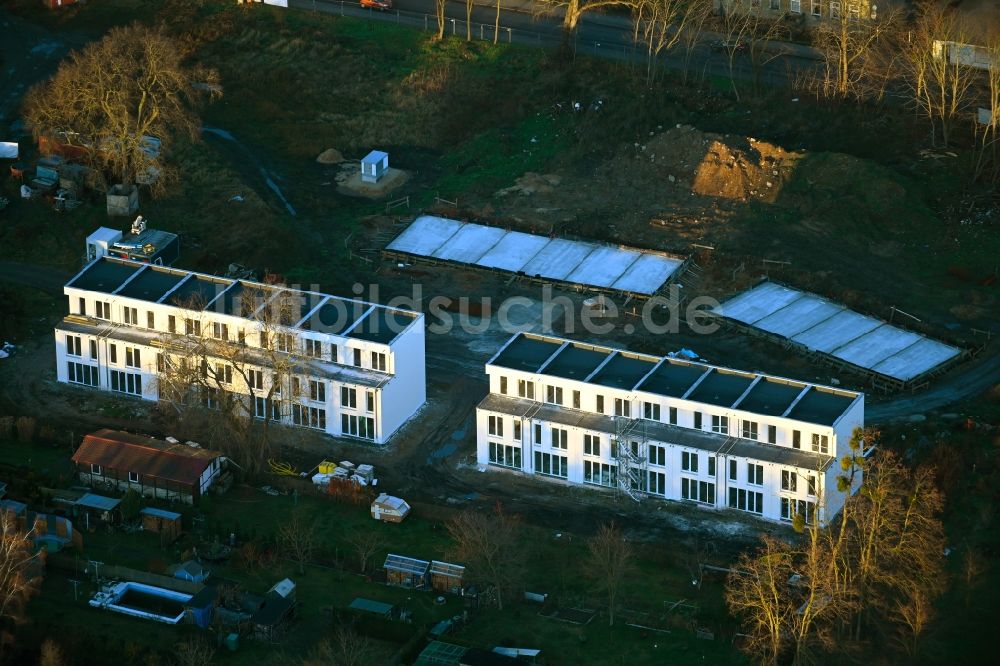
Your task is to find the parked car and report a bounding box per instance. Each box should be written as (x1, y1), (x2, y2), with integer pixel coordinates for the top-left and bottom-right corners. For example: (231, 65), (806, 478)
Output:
(360, 0), (392, 9)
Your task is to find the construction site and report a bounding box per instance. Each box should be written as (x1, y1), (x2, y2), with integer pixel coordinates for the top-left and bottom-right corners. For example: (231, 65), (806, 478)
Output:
(0, 1), (998, 665)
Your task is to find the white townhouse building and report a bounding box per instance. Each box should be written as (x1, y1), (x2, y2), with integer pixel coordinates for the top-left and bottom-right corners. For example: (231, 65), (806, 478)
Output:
(54, 257), (426, 445)
(477, 333), (865, 524)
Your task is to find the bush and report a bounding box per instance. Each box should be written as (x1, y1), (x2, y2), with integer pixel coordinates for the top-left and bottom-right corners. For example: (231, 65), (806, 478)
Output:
(15, 416), (36, 443)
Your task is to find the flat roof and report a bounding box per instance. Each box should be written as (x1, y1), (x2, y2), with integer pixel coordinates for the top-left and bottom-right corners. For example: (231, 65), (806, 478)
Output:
(386, 215), (685, 296)
(68, 259), (141, 292)
(685, 370), (755, 408)
(636, 360), (708, 398)
(65, 257), (421, 345)
(168, 274), (229, 308)
(714, 281), (962, 383)
(491, 334), (561, 372)
(541, 344), (609, 381)
(735, 379), (805, 416)
(115, 266), (186, 301)
(588, 353), (658, 390)
(348, 308), (419, 344)
(786, 387), (857, 426)
(487, 333), (861, 428)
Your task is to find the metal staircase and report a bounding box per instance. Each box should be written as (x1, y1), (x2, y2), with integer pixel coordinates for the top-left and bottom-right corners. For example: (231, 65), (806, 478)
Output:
(614, 416), (649, 502)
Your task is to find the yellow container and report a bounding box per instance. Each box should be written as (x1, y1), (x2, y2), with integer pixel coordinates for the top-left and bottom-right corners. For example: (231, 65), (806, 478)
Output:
(318, 461), (337, 474)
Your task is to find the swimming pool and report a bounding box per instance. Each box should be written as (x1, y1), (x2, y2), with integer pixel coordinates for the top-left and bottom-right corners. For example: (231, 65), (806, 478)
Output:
(90, 582), (193, 624)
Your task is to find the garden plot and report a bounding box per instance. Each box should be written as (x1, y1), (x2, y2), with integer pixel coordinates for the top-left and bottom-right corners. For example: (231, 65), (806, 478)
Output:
(386, 215), (685, 296)
(713, 282), (962, 386)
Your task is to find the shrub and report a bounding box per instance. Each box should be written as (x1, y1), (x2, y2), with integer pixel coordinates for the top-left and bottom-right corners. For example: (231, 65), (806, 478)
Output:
(15, 416), (36, 443)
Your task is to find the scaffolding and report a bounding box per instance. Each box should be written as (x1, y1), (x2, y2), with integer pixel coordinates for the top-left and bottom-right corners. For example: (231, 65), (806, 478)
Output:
(614, 416), (649, 502)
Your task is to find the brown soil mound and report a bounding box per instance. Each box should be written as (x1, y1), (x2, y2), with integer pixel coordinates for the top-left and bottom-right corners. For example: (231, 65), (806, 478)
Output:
(626, 124), (803, 203)
(316, 148), (344, 164)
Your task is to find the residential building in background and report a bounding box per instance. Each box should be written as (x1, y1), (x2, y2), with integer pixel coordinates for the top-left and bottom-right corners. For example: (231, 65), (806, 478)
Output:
(54, 257), (426, 445)
(476, 333), (865, 524)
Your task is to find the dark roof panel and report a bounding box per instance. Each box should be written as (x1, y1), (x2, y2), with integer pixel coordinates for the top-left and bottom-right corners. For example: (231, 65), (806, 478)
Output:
(589, 353), (658, 390)
(735, 379), (805, 416)
(542, 344), (610, 381)
(637, 360), (707, 397)
(116, 267), (186, 302)
(786, 387), (856, 427)
(166, 275), (230, 309)
(69, 259), (140, 292)
(491, 334), (562, 372)
(686, 370), (756, 407)
(348, 308), (418, 344)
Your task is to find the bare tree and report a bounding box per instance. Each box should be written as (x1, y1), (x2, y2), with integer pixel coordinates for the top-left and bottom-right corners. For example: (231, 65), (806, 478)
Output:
(494, 0), (502, 45)
(155, 287), (307, 476)
(466, 0), (475, 41)
(38, 640), (66, 666)
(539, 0), (637, 35)
(901, 3), (978, 147)
(22, 23), (220, 196)
(173, 638), (215, 666)
(717, 0), (789, 99)
(634, 0), (713, 85)
(302, 625), (372, 666)
(0, 512), (41, 630)
(586, 522), (633, 627)
(726, 536), (795, 666)
(277, 510), (317, 575)
(347, 530), (386, 574)
(446, 503), (524, 610)
(893, 586), (933, 656)
(974, 38), (1000, 184)
(812, 2), (897, 100)
(435, 0), (447, 41)
(962, 545), (989, 608)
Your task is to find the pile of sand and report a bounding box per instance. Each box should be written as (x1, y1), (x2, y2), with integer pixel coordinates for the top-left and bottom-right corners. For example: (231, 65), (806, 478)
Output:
(316, 148), (344, 164)
(628, 125), (802, 203)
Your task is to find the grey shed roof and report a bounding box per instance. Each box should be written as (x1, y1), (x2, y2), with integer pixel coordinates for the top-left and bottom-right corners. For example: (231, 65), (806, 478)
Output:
(349, 597), (394, 616)
(75, 493), (122, 512)
(429, 560), (466, 578)
(384, 554), (430, 576)
(140, 507), (182, 520)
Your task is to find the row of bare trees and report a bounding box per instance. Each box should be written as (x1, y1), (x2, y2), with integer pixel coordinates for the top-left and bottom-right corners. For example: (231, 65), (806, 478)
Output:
(726, 431), (948, 665)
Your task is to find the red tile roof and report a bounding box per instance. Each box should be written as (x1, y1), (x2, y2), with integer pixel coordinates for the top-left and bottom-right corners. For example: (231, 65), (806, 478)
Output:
(72, 429), (221, 487)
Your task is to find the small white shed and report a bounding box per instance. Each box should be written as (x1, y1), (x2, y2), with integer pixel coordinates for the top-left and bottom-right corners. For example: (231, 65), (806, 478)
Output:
(361, 150), (389, 184)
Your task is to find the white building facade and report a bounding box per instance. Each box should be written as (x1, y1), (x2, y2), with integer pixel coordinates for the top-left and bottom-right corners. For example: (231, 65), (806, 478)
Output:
(54, 257), (426, 445)
(477, 333), (865, 524)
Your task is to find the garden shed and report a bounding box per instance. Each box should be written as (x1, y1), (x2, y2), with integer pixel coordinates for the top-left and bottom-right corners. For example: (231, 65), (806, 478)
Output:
(429, 560), (465, 594)
(140, 507), (183, 540)
(74, 493), (121, 529)
(383, 554), (429, 589)
(361, 150), (389, 183)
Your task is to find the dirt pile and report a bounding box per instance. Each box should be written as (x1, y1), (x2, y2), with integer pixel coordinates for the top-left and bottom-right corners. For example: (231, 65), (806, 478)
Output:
(633, 125), (803, 203)
(315, 148), (344, 164)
